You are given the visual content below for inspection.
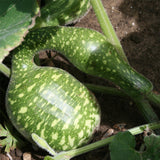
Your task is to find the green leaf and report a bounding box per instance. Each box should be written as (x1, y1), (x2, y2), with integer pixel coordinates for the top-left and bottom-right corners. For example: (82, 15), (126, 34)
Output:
(109, 132), (141, 160)
(143, 134), (160, 159)
(34, 0), (90, 28)
(31, 133), (57, 156)
(0, 0), (40, 63)
(0, 124), (18, 153)
(32, 133), (71, 160)
(109, 131), (160, 160)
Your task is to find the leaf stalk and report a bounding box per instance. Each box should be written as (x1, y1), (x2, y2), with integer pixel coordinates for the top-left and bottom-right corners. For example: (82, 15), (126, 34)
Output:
(0, 63), (10, 78)
(90, 0), (128, 62)
(49, 121), (160, 160)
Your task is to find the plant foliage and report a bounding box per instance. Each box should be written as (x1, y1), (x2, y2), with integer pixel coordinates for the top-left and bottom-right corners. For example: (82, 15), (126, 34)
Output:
(0, 0), (39, 63)
(109, 131), (160, 160)
(0, 124), (17, 153)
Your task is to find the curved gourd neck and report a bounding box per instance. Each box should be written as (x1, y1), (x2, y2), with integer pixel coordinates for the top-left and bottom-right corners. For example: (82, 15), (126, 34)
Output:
(12, 27), (60, 74)
(11, 26), (153, 98)
(12, 26), (107, 74)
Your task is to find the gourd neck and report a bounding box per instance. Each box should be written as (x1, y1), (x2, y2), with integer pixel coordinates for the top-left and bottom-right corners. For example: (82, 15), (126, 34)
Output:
(11, 26), (153, 98)
(11, 27), (60, 74)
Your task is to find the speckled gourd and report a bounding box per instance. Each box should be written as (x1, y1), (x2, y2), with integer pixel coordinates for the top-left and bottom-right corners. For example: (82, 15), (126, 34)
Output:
(6, 27), (102, 151)
(6, 26), (152, 151)
(34, 0), (91, 28)
(26, 26), (152, 98)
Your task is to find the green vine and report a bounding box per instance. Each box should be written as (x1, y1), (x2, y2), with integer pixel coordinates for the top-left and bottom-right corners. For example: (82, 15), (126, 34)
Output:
(0, 63), (10, 78)
(90, 0), (128, 62)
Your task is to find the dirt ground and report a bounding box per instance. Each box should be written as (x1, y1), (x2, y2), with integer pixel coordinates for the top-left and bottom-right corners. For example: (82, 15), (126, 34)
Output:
(1, 0), (160, 159)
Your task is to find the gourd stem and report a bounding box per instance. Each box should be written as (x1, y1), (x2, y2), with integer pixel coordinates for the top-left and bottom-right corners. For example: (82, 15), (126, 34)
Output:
(85, 83), (127, 97)
(146, 91), (160, 109)
(90, 0), (128, 63)
(0, 63), (10, 78)
(53, 121), (160, 159)
(85, 83), (159, 125)
(134, 98), (159, 123)
(86, 82), (160, 110)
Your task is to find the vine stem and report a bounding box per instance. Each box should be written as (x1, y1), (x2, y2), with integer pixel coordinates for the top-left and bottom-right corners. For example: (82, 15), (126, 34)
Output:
(85, 83), (160, 110)
(47, 121), (160, 160)
(146, 91), (160, 108)
(89, 0), (160, 125)
(90, 0), (128, 62)
(0, 63), (10, 78)
(85, 83), (160, 125)
(85, 83), (127, 97)
(134, 98), (160, 123)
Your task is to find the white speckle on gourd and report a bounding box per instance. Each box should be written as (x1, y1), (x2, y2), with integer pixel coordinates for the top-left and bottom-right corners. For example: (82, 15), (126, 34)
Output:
(36, 121), (43, 130)
(40, 128), (45, 138)
(9, 99), (16, 105)
(62, 123), (69, 130)
(78, 130), (84, 138)
(84, 99), (90, 106)
(35, 73), (41, 79)
(74, 105), (81, 112)
(62, 145), (68, 150)
(85, 120), (92, 127)
(33, 97), (38, 102)
(52, 132), (58, 140)
(28, 102), (33, 106)
(75, 124), (80, 129)
(19, 107), (28, 113)
(51, 119), (60, 127)
(27, 84), (36, 92)
(59, 136), (66, 145)
(82, 40), (85, 44)
(68, 135), (75, 147)
(15, 83), (22, 89)
(39, 83), (46, 92)
(18, 93), (24, 98)
(103, 60), (107, 64)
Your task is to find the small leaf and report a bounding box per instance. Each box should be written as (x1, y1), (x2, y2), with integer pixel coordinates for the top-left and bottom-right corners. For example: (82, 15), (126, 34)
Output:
(109, 131), (141, 160)
(32, 133), (72, 160)
(0, 124), (8, 136)
(109, 131), (160, 160)
(31, 133), (57, 156)
(0, 0), (40, 63)
(0, 124), (18, 153)
(143, 134), (160, 159)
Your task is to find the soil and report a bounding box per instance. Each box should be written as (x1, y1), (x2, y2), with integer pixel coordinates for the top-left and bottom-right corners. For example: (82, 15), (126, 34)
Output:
(1, 0), (160, 159)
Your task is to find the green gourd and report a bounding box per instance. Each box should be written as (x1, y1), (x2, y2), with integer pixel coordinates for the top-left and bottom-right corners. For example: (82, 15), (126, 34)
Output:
(34, 0), (91, 28)
(6, 26), (102, 151)
(27, 26), (152, 98)
(6, 26), (152, 151)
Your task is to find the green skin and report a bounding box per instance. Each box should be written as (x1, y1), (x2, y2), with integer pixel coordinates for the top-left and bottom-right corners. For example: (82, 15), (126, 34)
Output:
(6, 30), (101, 151)
(34, 0), (91, 28)
(6, 26), (152, 151)
(15, 26), (152, 97)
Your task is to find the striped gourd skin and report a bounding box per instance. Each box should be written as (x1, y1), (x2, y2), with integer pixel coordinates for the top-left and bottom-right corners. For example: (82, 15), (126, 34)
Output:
(34, 0), (90, 28)
(6, 26), (153, 151)
(12, 26), (152, 97)
(6, 66), (100, 151)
